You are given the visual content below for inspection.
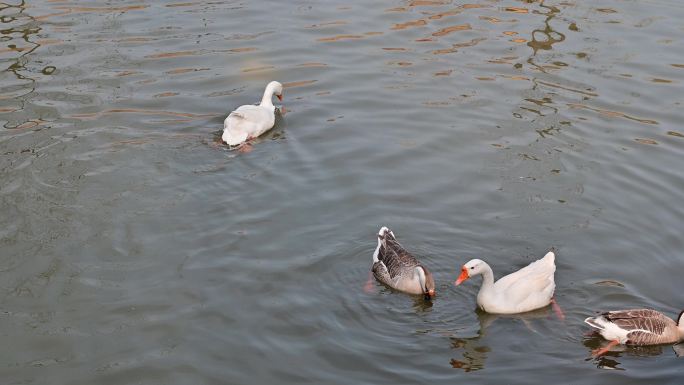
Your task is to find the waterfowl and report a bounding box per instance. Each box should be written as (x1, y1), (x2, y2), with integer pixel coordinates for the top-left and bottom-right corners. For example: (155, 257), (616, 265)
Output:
(372, 227), (435, 299)
(585, 309), (684, 356)
(222, 81), (283, 146)
(455, 251), (557, 314)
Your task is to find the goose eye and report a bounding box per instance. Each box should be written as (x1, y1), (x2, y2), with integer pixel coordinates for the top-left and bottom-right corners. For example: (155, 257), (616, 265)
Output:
(470, 266), (475, 270)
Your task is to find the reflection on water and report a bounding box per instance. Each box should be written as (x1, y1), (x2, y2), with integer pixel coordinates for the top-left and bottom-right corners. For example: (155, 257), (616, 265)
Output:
(0, 0), (42, 130)
(583, 332), (682, 370)
(449, 307), (557, 372)
(673, 344), (684, 358)
(526, 1), (565, 55)
(412, 296), (434, 312)
(450, 335), (490, 372)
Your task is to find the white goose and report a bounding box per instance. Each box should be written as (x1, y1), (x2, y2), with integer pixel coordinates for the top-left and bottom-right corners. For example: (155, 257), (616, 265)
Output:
(585, 309), (684, 356)
(455, 251), (557, 314)
(222, 81), (283, 146)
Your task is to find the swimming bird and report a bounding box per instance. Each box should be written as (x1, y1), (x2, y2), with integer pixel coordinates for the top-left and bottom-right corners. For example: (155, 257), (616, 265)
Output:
(222, 81), (283, 146)
(455, 251), (557, 314)
(584, 309), (684, 356)
(372, 227), (435, 299)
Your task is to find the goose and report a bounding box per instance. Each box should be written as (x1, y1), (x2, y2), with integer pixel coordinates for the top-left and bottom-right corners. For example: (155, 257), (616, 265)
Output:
(371, 227), (435, 299)
(455, 251), (558, 314)
(584, 309), (684, 356)
(222, 81), (283, 146)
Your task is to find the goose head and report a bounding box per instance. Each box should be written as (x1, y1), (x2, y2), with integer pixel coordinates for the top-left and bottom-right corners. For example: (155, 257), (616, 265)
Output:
(455, 259), (486, 285)
(268, 81), (283, 102)
(417, 266), (435, 299)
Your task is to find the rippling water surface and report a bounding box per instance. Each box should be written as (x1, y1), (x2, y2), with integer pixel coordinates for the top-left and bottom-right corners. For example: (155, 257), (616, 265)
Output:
(2, 0), (684, 383)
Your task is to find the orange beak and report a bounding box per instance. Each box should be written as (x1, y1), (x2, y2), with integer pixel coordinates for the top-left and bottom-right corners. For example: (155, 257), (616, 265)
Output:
(276, 94), (283, 102)
(455, 266), (469, 286)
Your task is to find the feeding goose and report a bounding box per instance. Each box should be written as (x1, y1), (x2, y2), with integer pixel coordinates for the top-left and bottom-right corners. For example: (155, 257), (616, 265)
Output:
(584, 309), (684, 356)
(455, 251), (560, 315)
(222, 81), (283, 146)
(371, 227), (435, 300)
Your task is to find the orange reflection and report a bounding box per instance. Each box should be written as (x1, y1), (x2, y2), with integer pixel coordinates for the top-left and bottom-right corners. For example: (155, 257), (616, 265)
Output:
(431, 37), (486, 54)
(165, 2), (200, 7)
(432, 24), (471, 36)
(115, 71), (141, 77)
(409, 0), (451, 5)
(228, 47), (257, 53)
(165, 68), (209, 75)
(145, 51), (197, 59)
(505, 7), (529, 13)
(480, 16), (501, 23)
(568, 104), (658, 125)
(154, 92), (178, 98)
(241, 65), (275, 73)
(391, 19), (427, 30)
(297, 62), (328, 67)
(428, 9), (462, 20)
(317, 34), (364, 42)
(282, 80), (317, 88)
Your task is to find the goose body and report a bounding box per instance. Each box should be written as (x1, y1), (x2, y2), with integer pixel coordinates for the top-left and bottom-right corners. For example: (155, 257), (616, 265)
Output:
(372, 227), (435, 299)
(222, 81), (283, 145)
(455, 252), (556, 314)
(585, 309), (684, 346)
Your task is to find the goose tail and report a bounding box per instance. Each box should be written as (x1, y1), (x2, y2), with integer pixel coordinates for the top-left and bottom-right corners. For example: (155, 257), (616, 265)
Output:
(221, 128), (248, 146)
(373, 227), (393, 263)
(584, 316), (606, 331)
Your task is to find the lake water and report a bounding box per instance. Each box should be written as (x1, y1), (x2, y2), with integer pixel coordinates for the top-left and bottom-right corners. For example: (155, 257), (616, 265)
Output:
(1, 0), (684, 383)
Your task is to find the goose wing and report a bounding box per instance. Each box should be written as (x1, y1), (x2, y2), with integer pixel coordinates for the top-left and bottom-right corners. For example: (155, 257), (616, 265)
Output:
(374, 227), (419, 279)
(494, 252), (555, 295)
(225, 104), (275, 136)
(603, 309), (671, 334)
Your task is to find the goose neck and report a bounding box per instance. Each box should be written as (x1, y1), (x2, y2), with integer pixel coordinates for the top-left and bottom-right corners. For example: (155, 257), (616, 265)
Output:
(260, 85), (276, 107)
(478, 263), (495, 292)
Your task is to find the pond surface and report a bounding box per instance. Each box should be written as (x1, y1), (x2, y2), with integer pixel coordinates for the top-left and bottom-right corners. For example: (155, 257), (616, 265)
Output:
(1, 0), (684, 384)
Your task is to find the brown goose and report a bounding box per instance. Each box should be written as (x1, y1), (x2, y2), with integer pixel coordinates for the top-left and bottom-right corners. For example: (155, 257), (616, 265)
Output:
(585, 309), (684, 356)
(372, 227), (435, 299)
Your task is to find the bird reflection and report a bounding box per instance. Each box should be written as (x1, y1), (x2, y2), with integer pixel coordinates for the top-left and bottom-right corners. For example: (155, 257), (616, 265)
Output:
(449, 307), (554, 372)
(412, 295), (434, 312)
(449, 334), (489, 372)
(673, 343), (684, 358)
(582, 331), (681, 369)
(477, 306), (554, 333)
